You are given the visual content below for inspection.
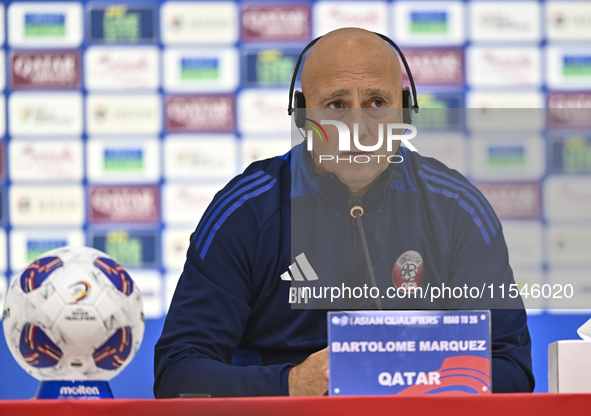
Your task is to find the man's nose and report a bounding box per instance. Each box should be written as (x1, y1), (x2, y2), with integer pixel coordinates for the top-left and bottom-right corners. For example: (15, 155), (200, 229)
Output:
(345, 110), (374, 147)
(344, 105), (365, 128)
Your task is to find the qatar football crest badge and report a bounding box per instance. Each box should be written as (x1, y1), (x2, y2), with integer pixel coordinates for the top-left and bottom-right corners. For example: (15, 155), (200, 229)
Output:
(392, 250), (423, 292)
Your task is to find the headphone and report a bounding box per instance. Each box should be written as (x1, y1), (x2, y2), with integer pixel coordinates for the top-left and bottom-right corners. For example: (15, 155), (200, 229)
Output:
(287, 32), (419, 129)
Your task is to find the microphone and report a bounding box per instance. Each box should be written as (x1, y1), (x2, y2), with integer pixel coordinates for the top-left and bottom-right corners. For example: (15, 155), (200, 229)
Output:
(348, 197), (364, 219)
(347, 197), (382, 310)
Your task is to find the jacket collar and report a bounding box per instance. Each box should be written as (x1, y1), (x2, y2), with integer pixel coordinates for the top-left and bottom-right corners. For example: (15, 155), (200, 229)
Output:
(290, 142), (405, 216)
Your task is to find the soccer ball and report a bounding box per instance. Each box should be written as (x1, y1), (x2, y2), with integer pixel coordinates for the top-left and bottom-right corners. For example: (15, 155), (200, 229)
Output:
(2, 246), (144, 381)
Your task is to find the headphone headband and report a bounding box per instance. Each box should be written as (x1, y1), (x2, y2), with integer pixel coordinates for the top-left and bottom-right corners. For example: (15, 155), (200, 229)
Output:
(287, 32), (419, 116)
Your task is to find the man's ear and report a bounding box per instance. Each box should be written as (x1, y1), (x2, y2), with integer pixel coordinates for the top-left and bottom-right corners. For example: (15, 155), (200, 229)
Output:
(293, 90), (307, 129)
(401, 86), (411, 107)
(294, 90), (306, 109)
(401, 86), (413, 124)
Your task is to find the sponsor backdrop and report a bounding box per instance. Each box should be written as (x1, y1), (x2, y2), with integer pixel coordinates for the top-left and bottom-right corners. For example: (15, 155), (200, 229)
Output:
(0, 0), (590, 398)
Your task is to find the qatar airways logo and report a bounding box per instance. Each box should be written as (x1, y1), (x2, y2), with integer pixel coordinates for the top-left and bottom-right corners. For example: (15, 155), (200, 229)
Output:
(304, 120), (417, 164)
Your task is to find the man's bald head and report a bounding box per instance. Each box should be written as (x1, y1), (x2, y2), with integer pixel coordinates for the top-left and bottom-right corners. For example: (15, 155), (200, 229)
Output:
(300, 28), (404, 109)
(296, 28), (410, 197)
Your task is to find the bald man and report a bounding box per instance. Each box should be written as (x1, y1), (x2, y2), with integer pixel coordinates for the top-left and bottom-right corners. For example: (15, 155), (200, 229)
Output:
(298, 28), (407, 197)
(154, 29), (534, 398)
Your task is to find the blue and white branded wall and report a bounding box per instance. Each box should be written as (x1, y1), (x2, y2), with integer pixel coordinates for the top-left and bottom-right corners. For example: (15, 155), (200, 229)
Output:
(0, 0), (590, 398)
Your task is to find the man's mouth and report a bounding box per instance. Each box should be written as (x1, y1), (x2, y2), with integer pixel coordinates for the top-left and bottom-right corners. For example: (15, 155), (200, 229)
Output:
(341, 151), (373, 156)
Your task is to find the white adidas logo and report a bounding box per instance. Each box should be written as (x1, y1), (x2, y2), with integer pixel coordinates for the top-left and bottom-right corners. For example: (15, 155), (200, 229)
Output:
(280, 253), (319, 281)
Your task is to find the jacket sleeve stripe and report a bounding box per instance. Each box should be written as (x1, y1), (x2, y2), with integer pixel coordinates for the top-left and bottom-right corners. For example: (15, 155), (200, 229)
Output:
(192, 171), (266, 246)
(199, 178), (278, 260)
(423, 182), (493, 247)
(194, 172), (270, 251)
(421, 164), (500, 229)
(418, 169), (498, 240)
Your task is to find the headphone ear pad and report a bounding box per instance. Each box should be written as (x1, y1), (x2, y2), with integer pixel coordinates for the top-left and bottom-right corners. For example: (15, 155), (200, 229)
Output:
(402, 89), (412, 125)
(294, 92), (306, 129)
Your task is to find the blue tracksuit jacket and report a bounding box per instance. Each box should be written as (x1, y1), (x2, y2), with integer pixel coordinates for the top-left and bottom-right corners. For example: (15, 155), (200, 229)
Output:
(154, 142), (535, 397)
